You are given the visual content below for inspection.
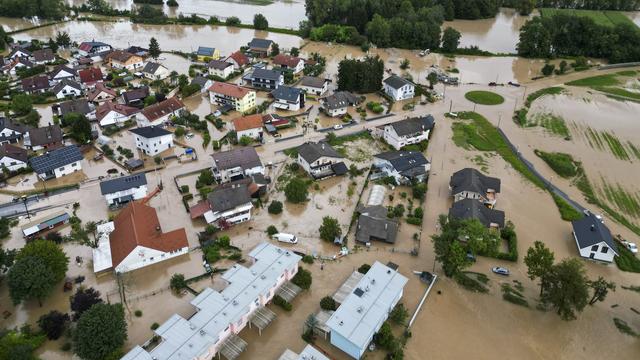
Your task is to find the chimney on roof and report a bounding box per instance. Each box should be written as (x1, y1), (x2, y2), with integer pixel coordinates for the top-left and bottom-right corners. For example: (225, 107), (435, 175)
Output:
(156, 225), (161, 232)
(590, 224), (595, 231)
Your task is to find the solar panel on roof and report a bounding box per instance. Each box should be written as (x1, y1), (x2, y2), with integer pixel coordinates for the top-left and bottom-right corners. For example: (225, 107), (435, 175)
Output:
(354, 288), (364, 297)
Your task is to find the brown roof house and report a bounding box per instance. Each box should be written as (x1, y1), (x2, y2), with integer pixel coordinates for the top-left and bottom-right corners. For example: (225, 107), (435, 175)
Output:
(211, 146), (264, 183)
(136, 97), (185, 127)
(32, 48), (55, 65)
(272, 54), (304, 74)
(0, 143), (29, 172)
(231, 114), (263, 142)
(87, 83), (117, 103)
(105, 50), (144, 71)
(24, 125), (63, 151)
(225, 51), (250, 70)
(21, 75), (51, 94)
(92, 199), (189, 273)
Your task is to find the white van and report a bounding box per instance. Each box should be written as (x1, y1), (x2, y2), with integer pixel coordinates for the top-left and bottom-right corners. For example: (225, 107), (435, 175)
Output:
(272, 233), (298, 244)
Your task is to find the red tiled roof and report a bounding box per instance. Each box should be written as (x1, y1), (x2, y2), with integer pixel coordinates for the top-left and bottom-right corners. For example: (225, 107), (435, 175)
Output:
(189, 200), (211, 219)
(109, 201), (188, 268)
(96, 101), (140, 121)
(141, 97), (184, 122)
(79, 67), (103, 84)
(273, 54), (303, 68)
(105, 50), (140, 63)
(227, 51), (249, 66)
(232, 114), (263, 131)
(208, 82), (252, 99)
(87, 83), (117, 101)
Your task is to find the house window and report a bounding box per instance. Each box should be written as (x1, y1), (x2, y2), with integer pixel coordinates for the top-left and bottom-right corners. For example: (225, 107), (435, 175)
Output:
(601, 247), (609, 253)
(59, 166), (65, 171)
(591, 245), (599, 251)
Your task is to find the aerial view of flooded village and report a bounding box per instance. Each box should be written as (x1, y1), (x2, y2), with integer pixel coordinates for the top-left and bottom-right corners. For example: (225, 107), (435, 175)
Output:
(0, 0), (639, 359)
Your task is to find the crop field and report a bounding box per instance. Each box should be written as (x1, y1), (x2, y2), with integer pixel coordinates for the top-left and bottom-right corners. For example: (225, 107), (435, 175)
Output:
(539, 8), (638, 28)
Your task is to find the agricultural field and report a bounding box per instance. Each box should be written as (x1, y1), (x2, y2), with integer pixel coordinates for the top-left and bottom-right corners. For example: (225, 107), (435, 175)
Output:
(565, 71), (640, 102)
(539, 8), (638, 28)
(526, 112), (570, 138)
(568, 122), (639, 162)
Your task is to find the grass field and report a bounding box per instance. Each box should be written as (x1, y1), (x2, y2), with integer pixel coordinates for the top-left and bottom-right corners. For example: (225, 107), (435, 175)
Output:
(539, 8), (638, 28)
(534, 150), (579, 178)
(464, 91), (505, 105)
(566, 71), (640, 102)
(527, 112), (570, 138)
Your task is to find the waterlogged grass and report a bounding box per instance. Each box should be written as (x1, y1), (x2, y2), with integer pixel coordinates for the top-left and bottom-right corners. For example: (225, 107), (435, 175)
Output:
(594, 86), (640, 101)
(566, 73), (621, 87)
(551, 193), (583, 221)
(566, 71), (640, 101)
(583, 126), (633, 161)
(613, 318), (640, 337)
(454, 271), (489, 293)
(527, 112), (570, 138)
(600, 180), (640, 218)
(540, 8), (637, 27)
(534, 150), (578, 178)
(525, 87), (565, 107)
(501, 283), (529, 307)
(465, 91), (505, 105)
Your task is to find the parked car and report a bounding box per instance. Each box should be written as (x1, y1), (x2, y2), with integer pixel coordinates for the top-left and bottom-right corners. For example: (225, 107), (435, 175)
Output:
(272, 233), (298, 244)
(333, 124), (343, 130)
(466, 252), (476, 262)
(508, 81), (521, 87)
(622, 240), (638, 254)
(213, 110), (222, 117)
(492, 267), (510, 276)
(583, 209), (604, 222)
(185, 132), (195, 139)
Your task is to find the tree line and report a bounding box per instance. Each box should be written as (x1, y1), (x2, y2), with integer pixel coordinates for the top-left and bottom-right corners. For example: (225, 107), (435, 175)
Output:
(517, 14), (640, 63)
(535, 0), (640, 10)
(0, 0), (66, 19)
(337, 56), (385, 93)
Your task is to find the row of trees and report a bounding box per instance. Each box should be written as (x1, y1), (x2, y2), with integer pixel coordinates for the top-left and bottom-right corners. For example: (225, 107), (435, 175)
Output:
(533, 0), (640, 10)
(0, 0), (67, 19)
(517, 14), (640, 63)
(337, 56), (384, 93)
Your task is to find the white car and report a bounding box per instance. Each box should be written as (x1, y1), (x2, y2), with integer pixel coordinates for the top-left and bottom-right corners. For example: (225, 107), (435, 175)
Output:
(625, 241), (638, 254)
(272, 233), (298, 244)
(333, 124), (343, 130)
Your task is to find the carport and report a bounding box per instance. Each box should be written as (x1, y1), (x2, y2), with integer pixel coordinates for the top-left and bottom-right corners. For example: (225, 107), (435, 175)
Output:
(249, 306), (277, 335)
(276, 281), (302, 303)
(219, 333), (247, 360)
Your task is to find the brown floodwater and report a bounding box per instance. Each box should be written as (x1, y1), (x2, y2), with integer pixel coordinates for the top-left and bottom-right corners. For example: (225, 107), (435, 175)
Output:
(0, 17), (44, 32)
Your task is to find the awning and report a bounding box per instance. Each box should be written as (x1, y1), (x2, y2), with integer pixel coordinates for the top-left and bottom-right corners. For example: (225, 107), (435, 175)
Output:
(331, 162), (348, 176)
(273, 103), (289, 110)
(249, 306), (277, 335)
(219, 333), (247, 360)
(276, 282), (302, 303)
(116, 194), (134, 204)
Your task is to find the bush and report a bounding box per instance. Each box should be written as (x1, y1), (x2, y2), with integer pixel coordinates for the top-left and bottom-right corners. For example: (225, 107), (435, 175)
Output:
(268, 201), (283, 215)
(319, 216), (342, 242)
(285, 177), (309, 203)
(134, 310), (143, 317)
(291, 267), (312, 290)
(272, 294), (292, 311)
(320, 296), (337, 311)
(406, 217), (422, 225)
(174, 127), (185, 137)
(301, 255), (314, 264)
(170, 273), (187, 293)
(412, 183), (427, 200)
(357, 263), (371, 274)
(226, 16), (241, 26)
(151, 322), (160, 330)
(266, 225), (279, 236)
(542, 63), (556, 76)
(366, 101), (384, 114)
(389, 303), (408, 325)
(180, 185), (190, 193)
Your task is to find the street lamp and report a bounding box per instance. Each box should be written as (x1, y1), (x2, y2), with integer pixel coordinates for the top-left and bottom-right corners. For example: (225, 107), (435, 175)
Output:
(21, 195), (30, 219)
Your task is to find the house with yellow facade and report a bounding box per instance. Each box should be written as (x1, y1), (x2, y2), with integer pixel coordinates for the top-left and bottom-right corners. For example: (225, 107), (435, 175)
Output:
(105, 51), (144, 71)
(196, 46), (220, 62)
(208, 82), (256, 113)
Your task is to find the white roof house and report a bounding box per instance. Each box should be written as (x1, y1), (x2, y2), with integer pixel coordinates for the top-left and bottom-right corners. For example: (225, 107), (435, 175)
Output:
(278, 345), (330, 360)
(122, 242), (301, 360)
(326, 261), (408, 359)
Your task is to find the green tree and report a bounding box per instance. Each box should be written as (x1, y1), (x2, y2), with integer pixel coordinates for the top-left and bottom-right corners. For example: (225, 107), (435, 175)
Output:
(290, 47), (300, 57)
(239, 135), (253, 146)
(427, 72), (438, 89)
(268, 200), (283, 214)
(47, 38), (59, 53)
(66, 113), (92, 143)
(84, 221), (98, 247)
(588, 277), (616, 305)
(441, 27), (461, 53)
(284, 177), (308, 203)
(400, 58), (410, 70)
(0, 328), (46, 360)
(70, 287), (103, 320)
(225, 16), (241, 26)
(291, 267), (312, 290)
(542, 63), (555, 76)
(365, 14), (391, 47)
(253, 13), (269, 30)
(0, 26), (6, 51)
(148, 37), (161, 59)
(524, 241), (555, 295)
(266, 225), (279, 236)
(170, 273), (187, 293)
(541, 258), (589, 321)
(17, 240), (69, 283)
(318, 216), (341, 242)
(517, 0), (535, 15)
(38, 310), (70, 340)
(166, 0), (179, 6)
(270, 43), (280, 56)
(10, 94), (33, 116)
(55, 31), (71, 47)
(320, 296), (337, 310)
(73, 303), (127, 360)
(432, 215), (472, 277)
(357, 263), (371, 274)
(389, 303), (408, 325)
(0, 217), (11, 239)
(8, 256), (57, 305)
(374, 321), (395, 349)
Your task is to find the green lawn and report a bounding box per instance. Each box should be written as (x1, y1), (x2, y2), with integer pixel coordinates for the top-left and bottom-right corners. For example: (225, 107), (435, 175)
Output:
(566, 73), (621, 87)
(465, 91), (505, 105)
(524, 87), (565, 107)
(539, 8), (637, 28)
(534, 150), (579, 178)
(527, 112), (570, 138)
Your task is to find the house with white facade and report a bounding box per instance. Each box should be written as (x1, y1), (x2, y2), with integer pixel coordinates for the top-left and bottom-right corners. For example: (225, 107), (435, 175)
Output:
(96, 101), (140, 127)
(373, 151), (430, 185)
(320, 91), (359, 117)
(383, 75), (415, 101)
(24, 125), (63, 151)
(208, 82), (256, 113)
(326, 261), (408, 359)
(299, 76), (329, 96)
(49, 65), (77, 82)
(136, 97), (184, 127)
(121, 242), (301, 360)
(449, 198), (506, 229)
(92, 199), (188, 273)
(52, 79), (83, 99)
(273, 54), (305, 74)
(208, 59), (234, 79)
(87, 83), (117, 103)
(211, 146), (264, 183)
(225, 51), (250, 70)
(373, 115), (435, 150)
(572, 214), (618, 263)
(296, 141), (347, 179)
(190, 180), (254, 227)
(0, 117), (27, 145)
(130, 126), (173, 156)
(271, 86), (305, 111)
(29, 145), (83, 180)
(449, 168), (501, 208)
(32, 49), (55, 65)
(78, 41), (112, 57)
(246, 68), (284, 90)
(0, 144), (28, 172)
(141, 62), (170, 81)
(99, 173), (148, 207)
(232, 114), (263, 142)
(105, 50), (144, 71)
(278, 345), (330, 360)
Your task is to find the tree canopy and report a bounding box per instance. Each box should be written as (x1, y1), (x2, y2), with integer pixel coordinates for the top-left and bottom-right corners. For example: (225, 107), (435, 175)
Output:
(253, 14), (269, 30)
(318, 216), (342, 242)
(148, 37), (161, 59)
(524, 240), (555, 294)
(337, 56), (384, 93)
(73, 303), (127, 360)
(70, 287), (103, 320)
(284, 177), (309, 203)
(0, 0), (67, 19)
(441, 27), (461, 53)
(541, 258), (589, 321)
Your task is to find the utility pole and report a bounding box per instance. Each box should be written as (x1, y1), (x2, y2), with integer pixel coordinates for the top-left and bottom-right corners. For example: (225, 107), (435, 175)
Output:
(523, 86), (528, 101)
(498, 112), (502, 128)
(449, 99), (453, 113)
(21, 195), (30, 219)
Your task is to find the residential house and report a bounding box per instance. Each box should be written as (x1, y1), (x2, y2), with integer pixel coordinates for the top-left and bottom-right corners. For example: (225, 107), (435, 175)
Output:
(130, 126), (173, 156)
(383, 75), (415, 101)
(0, 117), (27, 145)
(232, 114), (263, 142)
(53, 99), (95, 120)
(320, 91), (359, 117)
(49, 65), (78, 82)
(449, 198), (505, 229)
(141, 62), (170, 81)
(77, 41), (112, 57)
(326, 261), (408, 359)
(449, 168), (501, 207)
(99, 173), (148, 207)
(211, 146), (264, 183)
(122, 242), (301, 360)
(296, 141), (347, 179)
(8, 48), (31, 61)
(248, 38), (274, 57)
(278, 345), (330, 360)
(136, 97), (185, 127)
(272, 54), (304, 74)
(247, 68), (283, 90)
(208, 82), (256, 113)
(21, 75), (50, 94)
(126, 46), (149, 58)
(271, 86), (305, 111)
(78, 67), (104, 88)
(91, 199), (188, 273)
(96, 101), (140, 127)
(191, 76), (214, 94)
(373, 151), (430, 185)
(0, 143), (28, 171)
(355, 205), (398, 245)
(196, 46), (220, 61)
(122, 87), (150, 108)
(262, 113), (290, 134)
(29, 145), (83, 180)
(299, 76), (329, 96)
(373, 115), (435, 150)
(208, 59), (234, 79)
(3, 58), (34, 76)
(190, 180), (254, 227)
(32, 49), (55, 65)
(52, 79), (83, 99)
(21, 211), (70, 239)
(225, 51), (250, 70)
(105, 50), (144, 71)
(572, 214), (618, 263)
(87, 83), (117, 104)
(24, 125), (63, 151)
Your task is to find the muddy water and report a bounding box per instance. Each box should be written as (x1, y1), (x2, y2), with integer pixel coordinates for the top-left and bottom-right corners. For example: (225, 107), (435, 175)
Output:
(0, 17), (44, 32)
(443, 8), (535, 54)
(11, 20), (304, 56)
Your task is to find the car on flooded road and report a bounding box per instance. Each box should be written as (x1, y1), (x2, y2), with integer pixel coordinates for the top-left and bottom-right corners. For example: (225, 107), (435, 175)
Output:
(492, 267), (510, 276)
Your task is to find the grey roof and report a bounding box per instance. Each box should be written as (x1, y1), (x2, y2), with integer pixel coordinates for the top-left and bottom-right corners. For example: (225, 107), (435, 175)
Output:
(142, 62), (163, 74)
(572, 214), (618, 253)
(208, 59), (232, 70)
(207, 182), (252, 212)
(356, 206), (398, 244)
(450, 168), (501, 195)
(211, 146), (262, 171)
(0, 117), (27, 134)
(383, 75), (412, 89)
(57, 99), (92, 116)
(296, 141), (342, 163)
(321, 91), (359, 110)
(125, 158), (144, 169)
(99, 173), (147, 195)
(449, 198), (505, 228)
(190, 76), (209, 88)
(271, 86), (301, 102)
(27, 125), (63, 146)
(130, 125), (172, 139)
(30, 145), (83, 174)
(248, 38), (273, 50)
(52, 78), (82, 94)
(252, 68), (282, 81)
(388, 115), (435, 137)
(50, 65), (77, 78)
(300, 76), (326, 88)
(375, 151), (428, 172)
(122, 87), (150, 103)
(0, 144), (28, 163)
